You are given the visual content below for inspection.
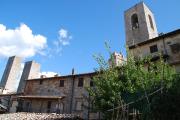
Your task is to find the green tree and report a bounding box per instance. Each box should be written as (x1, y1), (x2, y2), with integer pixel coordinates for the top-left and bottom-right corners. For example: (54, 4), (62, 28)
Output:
(88, 44), (176, 119)
(150, 74), (180, 120)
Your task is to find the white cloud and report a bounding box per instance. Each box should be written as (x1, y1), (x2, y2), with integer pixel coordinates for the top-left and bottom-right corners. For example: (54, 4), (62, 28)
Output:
(49, 28), (72, 56)
(59, 29), (68, 38)
(58, 28), (72, 46)
(39, 71), (59, 77)
(0, 23), (47, 58)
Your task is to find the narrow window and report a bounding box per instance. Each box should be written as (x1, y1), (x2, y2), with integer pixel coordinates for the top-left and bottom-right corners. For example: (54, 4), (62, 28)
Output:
(148, 15), (154, 30)
(59, 80), (64, 87)
(78, 78), (84, 87)
(170, 43), (180, 54)
(39, 80), (43, 85)
(25, 102), (31, 112)
(150, 45), (158, 53)
(131, 14), (139, 30)
(90, 80), (94, 87)
(47, 101), (52, 113)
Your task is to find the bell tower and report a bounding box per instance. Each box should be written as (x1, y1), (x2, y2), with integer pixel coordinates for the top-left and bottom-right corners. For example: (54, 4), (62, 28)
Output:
(124, 2), (158, 47)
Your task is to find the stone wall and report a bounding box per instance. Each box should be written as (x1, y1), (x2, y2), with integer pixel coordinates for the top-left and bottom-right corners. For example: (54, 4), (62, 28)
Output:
(0, 56), (22, 93)
(17, 61), (40, 93)
(129, 32), (180, 72)
(22, 73), (96, 119)
(125, 2), (158, 47)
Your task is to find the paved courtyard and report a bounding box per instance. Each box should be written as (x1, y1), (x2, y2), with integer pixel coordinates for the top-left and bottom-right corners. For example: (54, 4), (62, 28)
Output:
(0, 112), (82, 120)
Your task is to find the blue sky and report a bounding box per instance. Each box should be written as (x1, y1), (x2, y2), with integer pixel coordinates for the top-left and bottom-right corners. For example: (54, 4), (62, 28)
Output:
(0, 0), (179, 78)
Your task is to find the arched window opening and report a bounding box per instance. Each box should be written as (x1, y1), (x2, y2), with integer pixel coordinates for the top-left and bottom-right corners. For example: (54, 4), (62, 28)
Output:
(148, 15), (154, 30)
(131, 14), (139, 30)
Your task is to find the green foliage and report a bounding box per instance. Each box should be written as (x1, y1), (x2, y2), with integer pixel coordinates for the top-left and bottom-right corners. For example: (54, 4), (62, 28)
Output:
(88, 44), (177, 119)
(150, 74), (180, 120)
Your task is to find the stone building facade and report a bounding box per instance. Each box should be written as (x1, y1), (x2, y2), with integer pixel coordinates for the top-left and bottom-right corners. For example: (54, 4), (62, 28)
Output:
(0, 57), (40, 112)
(129, 30), (180, 71)
(124, 2), (158, 47)
(125, 2), (180, 72)
(17, 61), (40, 93)
(0, 2), (179, 119)
(0, 56), (22, 93)
(108, 52), (125, 67)
(17, 72), (99, 119)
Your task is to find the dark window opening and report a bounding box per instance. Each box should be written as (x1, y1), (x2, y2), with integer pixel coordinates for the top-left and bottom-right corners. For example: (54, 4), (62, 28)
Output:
(47, 101), (51, 113)
(148, 15), (154, 30)
(131, 14), (139, 30)
(170, 43), (180, 54)
(17, 100), (23, 112)
(78, 78), (84, 87)
(39, 80), (43, 85)
(25, 102), (31, 112)
(150, 45), (158, 53)
(167, 41), (171, 45)
(59, 80), (64, 87)
(90, 80), (94, 87)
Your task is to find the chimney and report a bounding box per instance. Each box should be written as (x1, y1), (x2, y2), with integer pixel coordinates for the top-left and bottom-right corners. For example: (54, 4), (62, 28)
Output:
(72, 68), (75, 75)
(54, 74), (58, 77)
(40, 75), (46, 78)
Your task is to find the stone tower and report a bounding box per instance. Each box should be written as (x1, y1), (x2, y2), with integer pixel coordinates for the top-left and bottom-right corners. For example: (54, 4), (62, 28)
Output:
(17, 61), (40, 93)
(108, 52), (125, 67)
(124, 2), (158, 47)
(0, 56), (22, 93)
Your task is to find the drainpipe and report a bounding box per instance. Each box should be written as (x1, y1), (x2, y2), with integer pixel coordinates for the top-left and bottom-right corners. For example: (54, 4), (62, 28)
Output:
(87, 92), (90, 120)
(161, 36), (167, 94)
(70, 68), (75, 113)
(162, 36), (168, 62)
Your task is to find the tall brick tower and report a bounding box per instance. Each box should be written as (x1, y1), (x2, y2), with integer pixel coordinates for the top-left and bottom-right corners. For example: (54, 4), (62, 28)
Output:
(108, 52), (125, 67)
(17, 61), (40, 93)
(0, 56), (22, 93)
(124, 2), (158, 47)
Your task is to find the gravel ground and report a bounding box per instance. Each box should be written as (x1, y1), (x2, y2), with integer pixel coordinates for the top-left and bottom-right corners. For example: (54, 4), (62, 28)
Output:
(0, 112), (82, 120)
